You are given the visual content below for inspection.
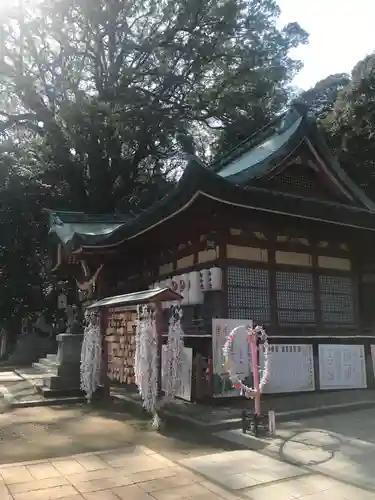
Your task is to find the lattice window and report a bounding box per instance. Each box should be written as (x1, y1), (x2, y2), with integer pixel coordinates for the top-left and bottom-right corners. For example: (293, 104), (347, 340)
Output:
(274, 169), (315, 190)
(276, 271), (315, 326)
(267, 163), (344, 202)
(319, 275), (354, 326)
(227, 266), (270, 323)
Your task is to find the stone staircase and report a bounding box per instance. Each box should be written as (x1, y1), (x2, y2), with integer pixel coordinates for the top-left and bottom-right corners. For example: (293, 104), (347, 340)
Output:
(33, 353), (58, 374)
(7, 332), (56, 365)
(0, 334), (87, 408)
(31, 352), (84, 399)
(0, 371), (83, 409)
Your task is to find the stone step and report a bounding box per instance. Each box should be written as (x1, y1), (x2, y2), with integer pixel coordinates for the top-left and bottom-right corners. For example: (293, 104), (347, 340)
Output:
(0, 378), (85, 409)
(31, 362), (58, 376)
(11, 396), (85, 408)
(37, 357), (59, 369)
(15, 367), (50, 380)
(39, 386), (85, 399)
(46, 354), (58, 362)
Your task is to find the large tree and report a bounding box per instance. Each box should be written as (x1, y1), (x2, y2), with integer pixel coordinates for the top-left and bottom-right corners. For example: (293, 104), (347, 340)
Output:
(0, 0), (309, 320)
(300, 73), (350, 121)
(0, 0), (308, 210)
(0, 138), (52, 325)
(322, 53), (375, 199)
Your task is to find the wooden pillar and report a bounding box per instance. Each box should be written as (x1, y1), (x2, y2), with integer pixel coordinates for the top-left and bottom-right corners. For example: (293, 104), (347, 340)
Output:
(219, 225), (229, 318)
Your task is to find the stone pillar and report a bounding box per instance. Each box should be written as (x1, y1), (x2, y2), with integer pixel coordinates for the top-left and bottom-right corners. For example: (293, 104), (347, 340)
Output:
(45, 334), (84, 391)
(56, 333), (83, 366)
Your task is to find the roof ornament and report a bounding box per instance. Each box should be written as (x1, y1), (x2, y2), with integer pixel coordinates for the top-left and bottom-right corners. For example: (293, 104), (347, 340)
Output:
(51, 214), (64, 226)
(291, 99), (309, 117)
(276, 100), (309, 135)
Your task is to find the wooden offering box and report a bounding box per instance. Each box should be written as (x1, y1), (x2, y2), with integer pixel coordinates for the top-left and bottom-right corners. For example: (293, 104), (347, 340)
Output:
(105, 308), (137, 385)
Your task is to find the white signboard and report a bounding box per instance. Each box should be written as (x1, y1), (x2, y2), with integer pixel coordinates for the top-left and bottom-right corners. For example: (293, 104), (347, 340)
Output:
(371, 345), (375, 377)
(319, 344), (367, 390)
(161, 346), (193, 402)
(212, 318), (253, 398)
(260, 344), (315, 394)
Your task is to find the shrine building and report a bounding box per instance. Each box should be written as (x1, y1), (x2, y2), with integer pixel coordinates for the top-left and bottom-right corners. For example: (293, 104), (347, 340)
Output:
(46, 102), (375, 398)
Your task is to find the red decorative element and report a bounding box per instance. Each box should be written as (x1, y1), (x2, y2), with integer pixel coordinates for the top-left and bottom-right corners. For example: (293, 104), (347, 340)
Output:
(233, 383), (240, 389)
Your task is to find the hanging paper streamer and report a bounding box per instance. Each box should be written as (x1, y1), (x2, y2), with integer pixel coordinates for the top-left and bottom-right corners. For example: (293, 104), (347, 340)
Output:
(80, 309), (102, 403)
(134, 303), (185, 429)
(162, 305), (184, 403)
(134, 306), (158, 417)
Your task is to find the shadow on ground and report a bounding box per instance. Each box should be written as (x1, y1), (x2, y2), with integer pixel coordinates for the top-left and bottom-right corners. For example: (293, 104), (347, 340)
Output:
(0, 397), (240, 465)
(222, 407), (375, 494)
(2, 393), (375, 498)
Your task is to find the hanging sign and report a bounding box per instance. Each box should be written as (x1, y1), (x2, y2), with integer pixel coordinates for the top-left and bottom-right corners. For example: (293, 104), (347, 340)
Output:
(319, 344), (367, 390)
(57, 293), (67, 310)
(260, 344), (315, 393)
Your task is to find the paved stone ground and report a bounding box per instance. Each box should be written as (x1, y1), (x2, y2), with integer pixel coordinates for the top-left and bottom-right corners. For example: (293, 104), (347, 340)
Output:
(214, 407), (375, 499)
(0, 403), (228, 465)
(0, 445), (240, 500)
(0, 402), (375, 498)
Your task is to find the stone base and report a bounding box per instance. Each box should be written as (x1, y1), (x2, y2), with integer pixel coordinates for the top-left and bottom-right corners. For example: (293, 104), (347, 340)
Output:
(41, 334), (84, 394)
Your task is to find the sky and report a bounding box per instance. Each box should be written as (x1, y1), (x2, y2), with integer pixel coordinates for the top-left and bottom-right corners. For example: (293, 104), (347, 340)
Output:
(1, 0), (374, 92)
(277, 0), (375, 90)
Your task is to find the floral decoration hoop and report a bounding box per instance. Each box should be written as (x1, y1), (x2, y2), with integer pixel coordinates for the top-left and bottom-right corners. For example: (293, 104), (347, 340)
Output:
(222, 324), (270, 399)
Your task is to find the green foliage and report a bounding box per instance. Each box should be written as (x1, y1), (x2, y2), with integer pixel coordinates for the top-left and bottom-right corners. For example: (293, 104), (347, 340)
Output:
(0, 0), (308, 193)
(300, 73), (350, 121)
(321, 54), (375, 199)
(0, 0), (308, 319)
(0, 142), (51, 323)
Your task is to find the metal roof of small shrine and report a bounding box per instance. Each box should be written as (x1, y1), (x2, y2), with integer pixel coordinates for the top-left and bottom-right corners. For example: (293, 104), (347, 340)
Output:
(87, 288), (182, 309)
(47, 104), (375, 253)
(47, 210), (134, 250)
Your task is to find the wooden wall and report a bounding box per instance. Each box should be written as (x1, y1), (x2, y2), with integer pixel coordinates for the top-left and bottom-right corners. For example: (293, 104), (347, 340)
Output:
(91, 200), (375, 339)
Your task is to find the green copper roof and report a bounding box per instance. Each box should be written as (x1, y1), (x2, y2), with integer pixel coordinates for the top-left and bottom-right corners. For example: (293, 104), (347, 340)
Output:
(48, 211), (133, 249)
(212, 102), (375, 211)
(217, 116), (303, 181)
(46, 104), (375, 253)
